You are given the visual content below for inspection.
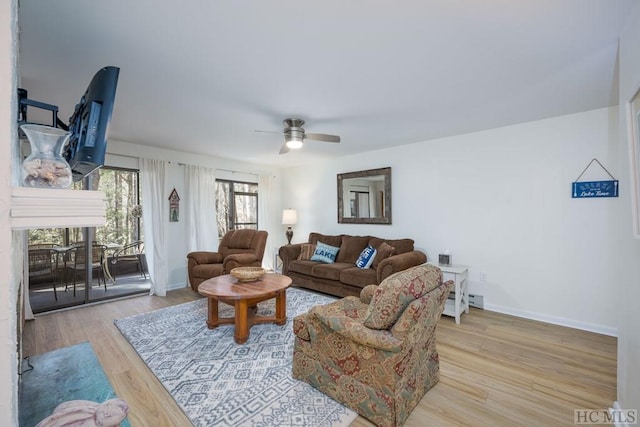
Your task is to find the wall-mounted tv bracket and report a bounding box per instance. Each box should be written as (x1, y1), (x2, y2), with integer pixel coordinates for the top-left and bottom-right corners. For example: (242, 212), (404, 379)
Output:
(17, 88), (68, 137)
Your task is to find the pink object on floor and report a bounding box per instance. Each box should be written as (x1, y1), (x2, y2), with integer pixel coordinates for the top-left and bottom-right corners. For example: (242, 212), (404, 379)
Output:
(35, 398), (129, 427)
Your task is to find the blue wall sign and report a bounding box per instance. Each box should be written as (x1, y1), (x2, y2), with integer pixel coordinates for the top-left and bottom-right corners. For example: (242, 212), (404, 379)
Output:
(572, 180), (619, 198)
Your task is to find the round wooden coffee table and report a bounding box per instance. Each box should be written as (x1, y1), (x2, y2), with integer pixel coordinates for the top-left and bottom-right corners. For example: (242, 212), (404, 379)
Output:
(198, 273), (292, 344)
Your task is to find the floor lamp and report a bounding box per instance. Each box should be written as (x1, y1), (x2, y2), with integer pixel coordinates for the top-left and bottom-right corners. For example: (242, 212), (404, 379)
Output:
(282, 209), (297, 245)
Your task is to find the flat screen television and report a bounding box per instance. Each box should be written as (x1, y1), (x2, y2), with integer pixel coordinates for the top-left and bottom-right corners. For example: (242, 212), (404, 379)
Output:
(63, 66), (120, 181)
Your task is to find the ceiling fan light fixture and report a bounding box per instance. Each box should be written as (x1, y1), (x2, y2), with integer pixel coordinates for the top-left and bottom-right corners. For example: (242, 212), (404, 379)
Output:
(285, 136), (303, 149)
(257, 117), (340, 154)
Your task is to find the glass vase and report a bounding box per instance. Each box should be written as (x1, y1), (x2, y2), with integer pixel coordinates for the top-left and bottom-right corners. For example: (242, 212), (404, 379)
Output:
(21, 124), (72, 189)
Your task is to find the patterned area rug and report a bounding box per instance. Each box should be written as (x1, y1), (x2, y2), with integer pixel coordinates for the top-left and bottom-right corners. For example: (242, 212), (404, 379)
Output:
(115, 287), (357, 427)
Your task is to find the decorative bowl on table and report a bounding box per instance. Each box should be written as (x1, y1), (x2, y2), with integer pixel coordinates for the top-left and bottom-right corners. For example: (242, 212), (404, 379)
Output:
(230, 267), (265, 282)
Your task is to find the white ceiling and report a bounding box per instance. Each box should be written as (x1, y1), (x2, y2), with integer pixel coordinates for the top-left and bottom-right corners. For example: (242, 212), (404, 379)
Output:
(17, 0), (635, 167)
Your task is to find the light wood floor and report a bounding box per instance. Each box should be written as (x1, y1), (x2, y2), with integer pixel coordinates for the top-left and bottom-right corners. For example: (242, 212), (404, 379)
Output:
(22, 288), (617, 427)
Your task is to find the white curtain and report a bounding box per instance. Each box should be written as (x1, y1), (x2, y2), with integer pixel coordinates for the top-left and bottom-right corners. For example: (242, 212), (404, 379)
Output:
(184, 165), (218, 252)
(17, 231), (34, 321)
(140, 158), (169, 296)
(258, 174), (275, 270)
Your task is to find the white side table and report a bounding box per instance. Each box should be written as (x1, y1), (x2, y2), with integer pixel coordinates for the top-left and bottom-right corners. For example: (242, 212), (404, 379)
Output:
(429, 262), (469, 324)
(274, 248), (283, 273)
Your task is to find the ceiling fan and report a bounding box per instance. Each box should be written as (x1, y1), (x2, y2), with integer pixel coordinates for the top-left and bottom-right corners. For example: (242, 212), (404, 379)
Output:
(256, 118), (341, 154)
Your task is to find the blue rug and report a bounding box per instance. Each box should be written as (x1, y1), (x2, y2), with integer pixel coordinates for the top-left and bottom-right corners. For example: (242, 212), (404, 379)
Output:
(19, 341), (130, 427)
(115, 287), (358, 427)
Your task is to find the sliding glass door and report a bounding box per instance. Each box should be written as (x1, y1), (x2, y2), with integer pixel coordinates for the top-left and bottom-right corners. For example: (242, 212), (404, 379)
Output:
(27, 167), (150, 313)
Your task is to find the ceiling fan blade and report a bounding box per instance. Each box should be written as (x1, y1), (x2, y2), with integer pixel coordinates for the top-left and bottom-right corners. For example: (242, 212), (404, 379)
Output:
(255, 129), (281, 134)
(305, 133), (341, 143)
(279, 143), (290, 154)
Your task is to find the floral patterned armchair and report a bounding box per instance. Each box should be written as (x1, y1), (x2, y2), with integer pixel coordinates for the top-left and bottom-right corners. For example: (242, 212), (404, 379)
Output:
(292, 264), (453, 427)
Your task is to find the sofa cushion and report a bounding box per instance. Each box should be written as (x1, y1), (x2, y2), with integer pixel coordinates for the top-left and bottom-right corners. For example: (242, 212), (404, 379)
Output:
(227, 229), (256, 249)
(372, 242), (396, 269)
(355, 245), (377, 269)
(364, 264), (442, 330)
(369, 237), (414, 255)
(310, 242), (340, 263)
(309, 232), (343, 248)
(383, 238), (414, 255)
(336, 235), (370, 264)
(311, 263), (353, 281)
(193, 263), (224, 280)
(288, 260), (317, 276)
(340, 266), (377, 288)
(297, 243), (316, 260)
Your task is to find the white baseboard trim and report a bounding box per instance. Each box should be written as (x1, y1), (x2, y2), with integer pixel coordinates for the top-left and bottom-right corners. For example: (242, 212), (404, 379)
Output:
(484, 303), (618, 337)
(611, 401), (628, 427)
(167, 281), (188, 291)
(610, 401), (639, 427)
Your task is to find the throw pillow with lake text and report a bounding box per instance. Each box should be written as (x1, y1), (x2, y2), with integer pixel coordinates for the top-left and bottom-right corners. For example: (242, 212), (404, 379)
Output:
(310, 242), (340, 263)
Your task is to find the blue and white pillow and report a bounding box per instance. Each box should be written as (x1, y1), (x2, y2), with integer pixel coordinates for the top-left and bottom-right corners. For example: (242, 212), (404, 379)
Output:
(310, 241), (340, 263)
(355, 245), (377, 269)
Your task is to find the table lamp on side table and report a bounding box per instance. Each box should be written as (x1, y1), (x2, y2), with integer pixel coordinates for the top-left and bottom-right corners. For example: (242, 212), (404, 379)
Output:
(282, 209), (297, 245)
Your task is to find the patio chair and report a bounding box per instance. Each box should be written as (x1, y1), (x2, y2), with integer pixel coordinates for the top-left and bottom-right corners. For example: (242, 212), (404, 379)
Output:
(51, 245), (76, 295)
(28, 243), (57, 250)
(109, 241), (147, 283)
(28, 247), (57, 300)
(69, 243), (107, 295)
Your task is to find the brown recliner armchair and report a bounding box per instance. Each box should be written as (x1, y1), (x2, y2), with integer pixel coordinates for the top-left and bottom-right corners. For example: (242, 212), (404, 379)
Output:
(187, 229), (268, 291)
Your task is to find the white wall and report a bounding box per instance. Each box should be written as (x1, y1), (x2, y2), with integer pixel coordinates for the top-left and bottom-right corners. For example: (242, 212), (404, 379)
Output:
(105, 140), (283, 290)
(616, 1), (640, 415)
(283, 106), (620, 335)
(1, 1), (19, 425)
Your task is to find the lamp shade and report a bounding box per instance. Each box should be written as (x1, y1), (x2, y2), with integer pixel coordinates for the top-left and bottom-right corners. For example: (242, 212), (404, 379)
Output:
(282, 209), (298, 225)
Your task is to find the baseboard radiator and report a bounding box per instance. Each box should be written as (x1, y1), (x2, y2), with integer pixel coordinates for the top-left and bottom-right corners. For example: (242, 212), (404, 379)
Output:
(469, 294), (484, 309)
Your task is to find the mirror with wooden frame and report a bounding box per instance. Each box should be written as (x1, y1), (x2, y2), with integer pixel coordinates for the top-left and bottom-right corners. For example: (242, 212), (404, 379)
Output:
(337, 167), (391, 224)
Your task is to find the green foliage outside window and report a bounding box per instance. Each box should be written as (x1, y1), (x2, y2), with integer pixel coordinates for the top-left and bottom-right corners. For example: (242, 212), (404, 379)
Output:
(28, 167), (142, 247)
(96, 167), (141, 245)
(215, 180), (258, 239)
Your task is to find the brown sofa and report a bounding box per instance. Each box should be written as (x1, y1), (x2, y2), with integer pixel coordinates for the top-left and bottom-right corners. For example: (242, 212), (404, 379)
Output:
(278, 232), (427, 298)
(187, 229), (268, 291)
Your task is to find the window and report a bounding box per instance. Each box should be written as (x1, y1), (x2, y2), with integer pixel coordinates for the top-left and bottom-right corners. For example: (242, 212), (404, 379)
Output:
(28, 167), (142, 246)
(216, 180), (258, 239)
(95, 167), (142, 245)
